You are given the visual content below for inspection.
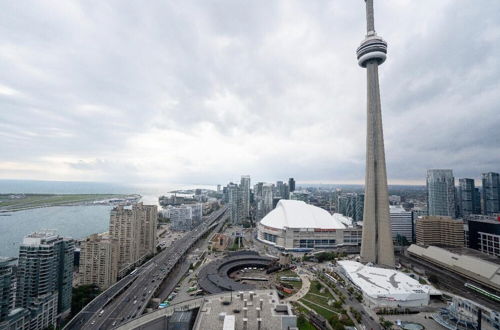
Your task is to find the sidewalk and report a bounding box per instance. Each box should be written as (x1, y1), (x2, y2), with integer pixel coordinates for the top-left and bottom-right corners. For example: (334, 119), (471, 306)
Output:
(284, 267), (311, 302)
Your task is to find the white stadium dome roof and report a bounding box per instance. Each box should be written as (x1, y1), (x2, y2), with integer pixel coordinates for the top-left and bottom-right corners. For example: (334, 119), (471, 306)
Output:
(260, 200), (347, 230)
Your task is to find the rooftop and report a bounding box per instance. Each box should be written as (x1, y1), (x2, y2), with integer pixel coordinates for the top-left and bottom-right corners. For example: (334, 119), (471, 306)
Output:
(389, 205), (410, 213)
(408, 245), (500, 290)
(116, 290), (297, 330)
(260, 200), (347, 230)
(193, 290), (296, 330)
(338, 260), (436, 301)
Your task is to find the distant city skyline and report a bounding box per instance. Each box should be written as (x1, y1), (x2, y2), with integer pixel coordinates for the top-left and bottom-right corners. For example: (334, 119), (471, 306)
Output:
(1, 1), (499, 186)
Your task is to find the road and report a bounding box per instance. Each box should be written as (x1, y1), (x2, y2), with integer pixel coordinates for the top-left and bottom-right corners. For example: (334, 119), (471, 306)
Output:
(64, 207), (227, 330)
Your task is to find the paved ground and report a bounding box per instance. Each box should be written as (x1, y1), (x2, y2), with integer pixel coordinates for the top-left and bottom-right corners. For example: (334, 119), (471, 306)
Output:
(284, 267), (311, 302)
(384, 312), (447, 330)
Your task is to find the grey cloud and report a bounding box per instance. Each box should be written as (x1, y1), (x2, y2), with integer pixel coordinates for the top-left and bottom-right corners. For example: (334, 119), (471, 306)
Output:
(0, 0), (499, 185)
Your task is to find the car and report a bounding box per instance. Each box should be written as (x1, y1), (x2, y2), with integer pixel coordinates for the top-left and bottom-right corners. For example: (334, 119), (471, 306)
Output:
(133, 300), (137, 304)
(91, 320), (96, 325)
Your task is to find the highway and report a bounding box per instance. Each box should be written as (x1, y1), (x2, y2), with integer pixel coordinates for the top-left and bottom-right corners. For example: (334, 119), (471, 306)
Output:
(64, 206), (227, 330)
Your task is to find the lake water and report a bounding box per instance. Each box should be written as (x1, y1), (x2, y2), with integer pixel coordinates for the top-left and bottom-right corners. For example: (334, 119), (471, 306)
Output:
(0, 205), (113, 257)
(0, 179), (216, 258)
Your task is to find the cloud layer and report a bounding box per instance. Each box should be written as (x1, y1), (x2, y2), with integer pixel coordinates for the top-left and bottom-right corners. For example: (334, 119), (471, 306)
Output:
(1, 0), (499, 186)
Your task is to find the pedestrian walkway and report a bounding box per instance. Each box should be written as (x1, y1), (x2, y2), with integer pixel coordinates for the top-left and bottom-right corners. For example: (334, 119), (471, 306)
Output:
(284, 267), (311, 302)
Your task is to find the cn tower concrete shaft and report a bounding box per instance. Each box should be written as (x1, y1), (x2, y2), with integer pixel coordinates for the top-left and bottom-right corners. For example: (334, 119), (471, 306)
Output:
(357, 0), (395, 267)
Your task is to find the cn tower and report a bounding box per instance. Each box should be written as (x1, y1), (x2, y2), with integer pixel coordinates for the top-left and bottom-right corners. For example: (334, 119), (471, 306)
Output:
(357, 0), (395, 267)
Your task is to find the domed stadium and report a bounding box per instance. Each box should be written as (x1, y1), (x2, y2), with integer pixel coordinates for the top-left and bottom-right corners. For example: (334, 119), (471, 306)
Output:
(257, 200), (362, 251)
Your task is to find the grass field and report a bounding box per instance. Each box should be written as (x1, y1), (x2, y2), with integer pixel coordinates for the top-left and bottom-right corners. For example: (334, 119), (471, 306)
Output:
(0, 194), (136, 212)
(299, 280), (339, 320)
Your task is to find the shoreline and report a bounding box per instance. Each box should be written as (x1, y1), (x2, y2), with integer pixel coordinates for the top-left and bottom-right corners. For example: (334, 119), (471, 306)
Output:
(0, 193), (142, 213)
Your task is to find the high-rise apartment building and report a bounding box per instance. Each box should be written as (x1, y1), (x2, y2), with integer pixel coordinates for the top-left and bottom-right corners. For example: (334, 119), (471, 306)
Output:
(0, 257), (31, 329)
(227, 183), (239, 224)
(136, 203), (158, 258)
(457, 178), (480, 217)
(16, 231), (74, 317)
(170, 206), (193, 231)
(416, 216), (464, 247)
(288, 178), (296, 193)
(170, 204), (202, 231)
(389, 205), (414, 243)
(482, 172), (500, 215)
(239, 175), (251, 221)
(109, 203), (158, 277)
(79, 233), (119, 290)
(253, 182), (263, 200)
(0, 257), (15, 322)
(426, 169), (456, 217)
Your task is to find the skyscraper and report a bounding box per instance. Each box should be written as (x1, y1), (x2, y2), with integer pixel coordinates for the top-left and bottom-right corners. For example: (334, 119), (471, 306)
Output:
(357, 0), (394, 267)
(457, 178), (479, 217)
(239, 175), (251, 221)
(227, 183), (239, 224)
(427, 169), (456, 217)
(276, 181), (285, 198)
(288, 178), (295, 193)
(482, 172), (500, 215)
(262, 184), (274, 216)
(16, 231), (74, 317)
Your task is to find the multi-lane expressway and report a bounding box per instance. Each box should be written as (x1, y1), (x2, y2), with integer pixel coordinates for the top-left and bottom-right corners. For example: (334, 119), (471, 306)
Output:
(64, 206), (227, 330)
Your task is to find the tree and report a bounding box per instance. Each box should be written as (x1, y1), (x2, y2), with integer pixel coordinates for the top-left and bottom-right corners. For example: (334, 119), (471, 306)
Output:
(71, 285), (101, 317)
(428, 274), (439, 284)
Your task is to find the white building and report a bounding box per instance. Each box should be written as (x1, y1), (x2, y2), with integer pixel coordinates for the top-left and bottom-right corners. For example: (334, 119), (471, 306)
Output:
(257, 200), (361, 251)
(389, 205), (414, 243)
(338, 260), (435, 308)
(170, 206), (193, 231)
(170, 204), (203, 231)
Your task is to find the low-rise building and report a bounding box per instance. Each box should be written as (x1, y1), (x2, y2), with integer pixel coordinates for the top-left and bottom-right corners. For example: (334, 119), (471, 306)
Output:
(338, 260), (435, 308)
(115, 290), (297, 330)
(407, 244), (500, 292)
(466, 215), (500, 257)
(433, 295), (500, 330)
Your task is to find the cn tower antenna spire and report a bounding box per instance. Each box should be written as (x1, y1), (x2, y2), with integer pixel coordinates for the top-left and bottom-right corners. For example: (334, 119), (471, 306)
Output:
(365, 0), (375, 33)
(357, 0), (395, 267)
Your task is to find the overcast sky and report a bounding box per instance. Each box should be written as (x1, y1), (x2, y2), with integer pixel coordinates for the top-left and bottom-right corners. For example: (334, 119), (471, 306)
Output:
(1, 0), (499, 187)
